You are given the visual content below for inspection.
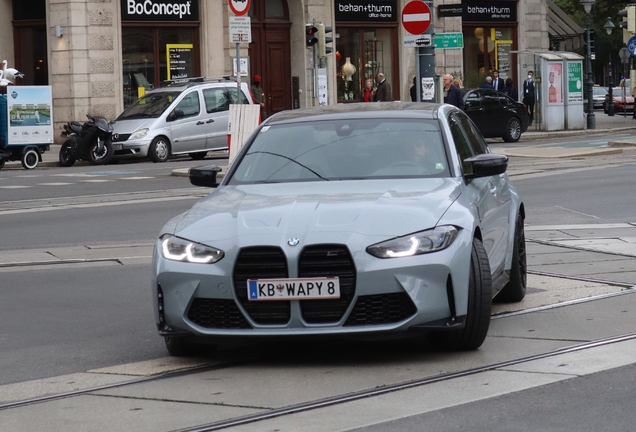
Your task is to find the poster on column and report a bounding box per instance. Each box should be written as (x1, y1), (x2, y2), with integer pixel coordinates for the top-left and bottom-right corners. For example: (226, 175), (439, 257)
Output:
(166, 44), (194, 80)
(547, 62), (563, 104)
(7, 86), (54, 145)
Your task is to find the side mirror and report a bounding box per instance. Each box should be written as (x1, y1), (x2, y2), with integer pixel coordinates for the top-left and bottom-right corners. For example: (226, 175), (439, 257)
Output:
(167, 109), (185, 122)
(189, 164), (222, 188)
(464, 153), (508, 180)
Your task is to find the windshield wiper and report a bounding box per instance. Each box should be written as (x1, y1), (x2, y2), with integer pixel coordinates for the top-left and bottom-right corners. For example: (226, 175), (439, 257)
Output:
(246, 151), (329, 181)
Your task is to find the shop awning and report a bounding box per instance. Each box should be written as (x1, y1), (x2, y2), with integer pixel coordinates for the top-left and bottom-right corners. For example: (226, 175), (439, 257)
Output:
(548, 0), (584, 40)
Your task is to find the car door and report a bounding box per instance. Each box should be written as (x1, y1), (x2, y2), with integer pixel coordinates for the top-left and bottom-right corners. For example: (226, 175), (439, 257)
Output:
(479, 90), (507, 137)
(202, 85), (252, 151)
(202, 86), (232, 150)
(449, 111), (512, 277)
(169, 90), (207, 153)
(463, 90), (488, 134)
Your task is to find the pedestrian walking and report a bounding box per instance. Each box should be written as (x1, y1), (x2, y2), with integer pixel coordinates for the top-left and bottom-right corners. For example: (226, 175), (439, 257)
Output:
(374, 73), (393, 102)
(480, 76), (495, 89)
(492, 69), (505, 92)
(504, 78), (518, 101)
(523, 71), (536, 125)
(443, 73), (464, 110)
(410, 76), (417, 102)
(362, 79), (376, 102)
(251, 74), (266, 120)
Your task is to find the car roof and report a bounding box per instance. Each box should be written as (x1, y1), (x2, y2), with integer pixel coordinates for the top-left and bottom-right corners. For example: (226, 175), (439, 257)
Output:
(264, 102), (445, 125)
(147, 78), (246, 93)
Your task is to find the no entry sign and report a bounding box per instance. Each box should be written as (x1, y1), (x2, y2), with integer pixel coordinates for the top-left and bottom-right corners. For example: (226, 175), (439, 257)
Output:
(229, 0), (251, 16)
(402, 1), (432, 35)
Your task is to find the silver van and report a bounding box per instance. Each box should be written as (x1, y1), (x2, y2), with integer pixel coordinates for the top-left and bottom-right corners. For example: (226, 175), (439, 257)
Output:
(111, 78), (255, 162)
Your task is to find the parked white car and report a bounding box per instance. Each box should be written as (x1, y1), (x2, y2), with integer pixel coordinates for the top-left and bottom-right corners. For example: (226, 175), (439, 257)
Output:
(111, 78), (255, 162)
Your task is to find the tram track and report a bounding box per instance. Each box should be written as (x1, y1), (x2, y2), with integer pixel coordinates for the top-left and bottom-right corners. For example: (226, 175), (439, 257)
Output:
(2, 289), (635, 431)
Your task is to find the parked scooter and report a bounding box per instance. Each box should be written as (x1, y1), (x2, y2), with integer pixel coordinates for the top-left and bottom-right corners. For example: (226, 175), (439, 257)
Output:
(59, 115), (114, 166)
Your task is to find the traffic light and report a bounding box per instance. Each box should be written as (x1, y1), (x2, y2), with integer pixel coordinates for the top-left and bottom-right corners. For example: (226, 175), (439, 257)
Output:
(619, 5), (636, 41)
(306, 24), (318, 47)
(588, 29), (596, 60)
(317, 24), (333, 57)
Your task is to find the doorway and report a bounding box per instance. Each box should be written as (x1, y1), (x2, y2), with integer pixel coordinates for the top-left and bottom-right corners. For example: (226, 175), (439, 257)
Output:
(248, 0), (292, 117)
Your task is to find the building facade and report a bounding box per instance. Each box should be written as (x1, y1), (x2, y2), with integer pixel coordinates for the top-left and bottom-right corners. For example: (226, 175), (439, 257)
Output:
(0, 0), (551, 137)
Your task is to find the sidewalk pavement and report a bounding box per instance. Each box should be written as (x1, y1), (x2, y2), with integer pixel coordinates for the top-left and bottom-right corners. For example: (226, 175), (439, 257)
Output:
(4, 109), (636, 171)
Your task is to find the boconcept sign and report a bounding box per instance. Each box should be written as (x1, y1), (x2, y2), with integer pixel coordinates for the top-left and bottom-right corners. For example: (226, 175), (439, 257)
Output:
(121, 0), (199, 21)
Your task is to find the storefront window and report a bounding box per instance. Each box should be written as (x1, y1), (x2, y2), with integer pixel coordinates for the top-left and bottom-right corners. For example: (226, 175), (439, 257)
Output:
(463, 26), (515, 88)
(336, 28), (393, 102)
(122, 27), (196, 108)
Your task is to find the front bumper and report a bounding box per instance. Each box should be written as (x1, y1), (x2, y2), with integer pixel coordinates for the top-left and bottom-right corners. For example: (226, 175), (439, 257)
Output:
(151, 229), (474, 339)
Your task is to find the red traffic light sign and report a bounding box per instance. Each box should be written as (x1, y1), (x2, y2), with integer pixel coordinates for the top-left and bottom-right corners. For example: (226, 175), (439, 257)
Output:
(229, 0), (251, 16)
(402, 1), (432, 35)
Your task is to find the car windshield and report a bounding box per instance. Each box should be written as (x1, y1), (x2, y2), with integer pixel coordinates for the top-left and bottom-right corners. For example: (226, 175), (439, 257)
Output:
(593, 87), (608, 96)
(116, 91), (181, 120)
(228, 118), (450, 184)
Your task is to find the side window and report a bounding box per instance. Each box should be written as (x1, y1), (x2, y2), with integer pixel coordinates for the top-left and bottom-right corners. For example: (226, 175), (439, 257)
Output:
(203, 88), (227, 113)
(174, 91), (200, 118)
(481, 91), (500, 108)
(448, 113), (475, 175)
(464, 91), (481, 108)
(456, 112), (489, 155)
(225, 86), (249, 104)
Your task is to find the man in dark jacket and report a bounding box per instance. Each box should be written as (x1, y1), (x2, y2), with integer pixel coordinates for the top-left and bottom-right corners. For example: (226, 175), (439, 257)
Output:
(522, 70), (536, 125)
(443, 74), (464, 110)
(492, 69), (505, 92)
(374, 73), (393, 102)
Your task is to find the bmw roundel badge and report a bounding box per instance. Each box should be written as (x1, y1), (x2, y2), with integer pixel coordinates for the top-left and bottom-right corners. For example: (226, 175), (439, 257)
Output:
(287, 238), (300, 246)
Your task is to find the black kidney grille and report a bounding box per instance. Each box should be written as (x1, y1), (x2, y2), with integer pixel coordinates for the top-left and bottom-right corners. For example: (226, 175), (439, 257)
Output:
(344, 293), (417, 326)
(233, 246), (290, 325)
(298, 244), (356, 324)
(187, 298), (252, 329)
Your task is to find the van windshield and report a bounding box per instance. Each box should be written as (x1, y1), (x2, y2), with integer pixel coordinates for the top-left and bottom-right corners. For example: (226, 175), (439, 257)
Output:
(116, 91), (182, 120)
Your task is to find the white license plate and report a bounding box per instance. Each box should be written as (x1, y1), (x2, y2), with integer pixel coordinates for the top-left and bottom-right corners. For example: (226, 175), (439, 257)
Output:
(247, 277), (340, 301)
(113, 144), (123, 150)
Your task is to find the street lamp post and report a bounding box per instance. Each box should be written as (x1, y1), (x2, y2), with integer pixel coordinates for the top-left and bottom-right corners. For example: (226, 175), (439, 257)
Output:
(581, 0), (596, 129)
(604, 17), (615, 116)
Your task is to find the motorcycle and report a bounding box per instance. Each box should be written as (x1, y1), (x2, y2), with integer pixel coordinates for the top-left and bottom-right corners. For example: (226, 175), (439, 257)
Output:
(59, 115), (115, 166)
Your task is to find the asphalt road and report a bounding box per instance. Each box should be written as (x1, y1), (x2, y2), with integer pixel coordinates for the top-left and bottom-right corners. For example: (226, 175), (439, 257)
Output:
(1, 132), (636, 430)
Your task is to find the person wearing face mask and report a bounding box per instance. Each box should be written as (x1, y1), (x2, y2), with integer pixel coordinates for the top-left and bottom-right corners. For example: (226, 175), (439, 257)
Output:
(523, 71), (536, 125)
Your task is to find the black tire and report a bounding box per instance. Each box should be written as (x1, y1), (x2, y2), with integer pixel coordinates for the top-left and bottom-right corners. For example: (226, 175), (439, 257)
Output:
(164, 336), (217, 357)
(189, 151), (207, 160)
(22, 148), (39, 169)
(503, 117), (522, 142)
(0, 158), (4, 170)
(88, 139), (114, 165)
(59, 140), (77, 167)
(497, 212), (527, 303)
(149, 136), (170, 163)
(428, 238), (492, 351)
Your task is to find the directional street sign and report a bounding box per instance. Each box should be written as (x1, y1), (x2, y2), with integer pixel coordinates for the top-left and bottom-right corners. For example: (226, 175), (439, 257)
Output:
(401, 1), (432, 35)
(434, 33), (464, 49)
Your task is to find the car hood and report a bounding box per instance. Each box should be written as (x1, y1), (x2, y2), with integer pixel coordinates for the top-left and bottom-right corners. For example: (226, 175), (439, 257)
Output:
(171, 179), (463, 246)
(112, 118), (158, 133)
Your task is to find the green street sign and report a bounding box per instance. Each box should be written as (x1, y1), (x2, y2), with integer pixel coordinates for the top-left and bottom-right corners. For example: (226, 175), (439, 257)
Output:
(434, 33), (464, 49)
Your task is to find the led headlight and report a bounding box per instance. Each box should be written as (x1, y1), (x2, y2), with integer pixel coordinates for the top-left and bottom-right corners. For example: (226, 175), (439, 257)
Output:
(366, 226), (459, 258)
(160, 235), (224, 263)
(129, 128), (149, 140)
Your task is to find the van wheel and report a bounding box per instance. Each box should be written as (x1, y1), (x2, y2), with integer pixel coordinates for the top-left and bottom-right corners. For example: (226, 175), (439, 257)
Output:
(22, 148), (40, 169)
(149, 137), (170, 163)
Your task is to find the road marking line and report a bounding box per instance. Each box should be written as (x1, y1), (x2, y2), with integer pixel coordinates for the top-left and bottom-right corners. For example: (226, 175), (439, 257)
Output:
(38, 182), (74, 186)
(0, 185), (31, 189)
(118, 177), (155, 180)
